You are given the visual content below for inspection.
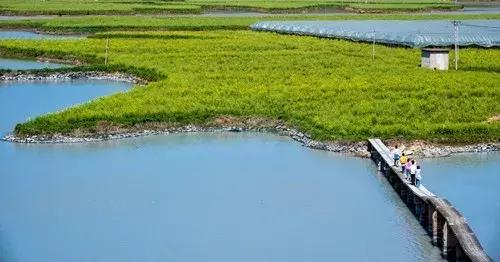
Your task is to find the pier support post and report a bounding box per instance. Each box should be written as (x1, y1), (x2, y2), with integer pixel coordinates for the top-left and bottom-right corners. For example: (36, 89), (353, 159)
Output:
(455, 245), (465, 261)
(432, 211), (444, 246)
(443, 221), (449, 258)
(407, 191), (414, 210)
(420, 202), (428, 227)
(427, 204), (435, 234)
(415, 198), (423, 223)
(443, 222), (458, 260)
(399, 182), (406, 201)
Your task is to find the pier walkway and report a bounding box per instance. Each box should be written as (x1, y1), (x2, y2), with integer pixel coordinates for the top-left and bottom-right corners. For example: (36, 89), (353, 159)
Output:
(367, 139), (492, 262)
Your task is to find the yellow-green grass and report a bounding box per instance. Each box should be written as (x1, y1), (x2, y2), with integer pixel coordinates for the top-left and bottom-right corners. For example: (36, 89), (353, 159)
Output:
(0, 1), (202, 15)
(1, 13), (499, 33)
(1, 30), (498, 142)
(0, 0), (461, 15)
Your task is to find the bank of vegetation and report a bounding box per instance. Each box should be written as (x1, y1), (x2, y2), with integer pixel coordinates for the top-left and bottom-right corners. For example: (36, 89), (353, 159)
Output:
(1, 13), (499, 33)
(0, 28), (498, 143)
(0, 0), (462, 15)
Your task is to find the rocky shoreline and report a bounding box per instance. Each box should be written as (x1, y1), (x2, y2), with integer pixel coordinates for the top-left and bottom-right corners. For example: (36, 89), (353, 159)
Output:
(0, 71), (145, 84)
(3, 124), (498, 158)
(390, 141), (499, 158)
(1, 125), (371, 157)
(1, 71), (497, 158)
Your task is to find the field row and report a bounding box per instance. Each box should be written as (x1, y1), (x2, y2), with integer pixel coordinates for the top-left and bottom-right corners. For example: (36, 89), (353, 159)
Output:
(0, 0), (462, 15)
(1, 13), (499, 33)
(1, 30), (498, 142)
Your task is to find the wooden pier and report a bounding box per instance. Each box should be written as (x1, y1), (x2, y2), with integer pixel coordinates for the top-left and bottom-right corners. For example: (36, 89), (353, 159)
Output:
(367, 139), (492, 262)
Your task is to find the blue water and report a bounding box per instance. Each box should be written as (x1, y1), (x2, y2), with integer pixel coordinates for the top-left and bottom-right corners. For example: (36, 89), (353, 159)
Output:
(0, 58), (69, 70)
(0, 79), (132, 135)
(0, 30), (82, 40)
(0, 31), (77, 70)
(423, 153), (500, 261)
(0, 24), (497, 262)
(0, 77), (447, 261)
(0, 135), (444, 262)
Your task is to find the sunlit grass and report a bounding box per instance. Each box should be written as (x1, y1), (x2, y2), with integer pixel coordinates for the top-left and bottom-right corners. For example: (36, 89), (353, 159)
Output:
(0, 0), (461, 15)
(2, 13), (499, 33)
(1, 30), (498, 142)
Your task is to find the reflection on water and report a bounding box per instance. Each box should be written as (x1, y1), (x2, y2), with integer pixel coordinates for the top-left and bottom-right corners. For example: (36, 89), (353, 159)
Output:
(423, 152), (500, 261)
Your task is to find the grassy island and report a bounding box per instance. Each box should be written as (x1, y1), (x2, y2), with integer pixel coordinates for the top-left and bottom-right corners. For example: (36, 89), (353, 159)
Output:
(0, 14), (499, 143)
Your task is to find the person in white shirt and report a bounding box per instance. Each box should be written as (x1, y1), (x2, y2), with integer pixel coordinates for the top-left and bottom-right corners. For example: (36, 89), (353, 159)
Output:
(415, 166), (422, 187)
(410, 160), (417, 185)
(391, 145), (401, 167)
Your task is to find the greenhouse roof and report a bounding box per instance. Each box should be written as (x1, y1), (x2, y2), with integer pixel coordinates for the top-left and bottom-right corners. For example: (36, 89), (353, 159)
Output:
(250, 20), (500, 48)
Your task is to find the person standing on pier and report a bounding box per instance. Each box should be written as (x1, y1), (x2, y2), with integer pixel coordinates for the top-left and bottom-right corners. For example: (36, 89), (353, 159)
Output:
(400, 153), (408, 173)
(404, 158), (412, 180)
(392, 145), (401, 166)
(415, 166), (422, 187)
(410, 160), (417, 185)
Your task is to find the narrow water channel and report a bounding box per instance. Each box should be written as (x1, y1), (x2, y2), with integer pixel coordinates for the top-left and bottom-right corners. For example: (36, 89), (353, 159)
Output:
(0, 57), (69, 70)
(0, 30), (82, 40)
(0, 30), (78, 70)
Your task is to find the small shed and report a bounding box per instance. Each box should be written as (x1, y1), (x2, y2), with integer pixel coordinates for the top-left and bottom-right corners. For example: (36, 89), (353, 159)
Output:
(421, 48), (450, 70)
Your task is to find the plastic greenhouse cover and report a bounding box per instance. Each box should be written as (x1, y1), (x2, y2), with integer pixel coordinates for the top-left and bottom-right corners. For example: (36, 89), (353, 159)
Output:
(250, 20), (500, 48)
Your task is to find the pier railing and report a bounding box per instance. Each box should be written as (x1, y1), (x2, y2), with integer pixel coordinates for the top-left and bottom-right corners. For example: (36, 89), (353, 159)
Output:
(367, 139), (492, 262)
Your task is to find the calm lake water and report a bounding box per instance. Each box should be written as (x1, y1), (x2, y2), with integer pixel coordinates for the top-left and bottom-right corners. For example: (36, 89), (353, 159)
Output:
(1, 136), (445, 262)
(423, 153), (500, 261)
(0, 74), (448, 261)
(0, 33), (497, 260)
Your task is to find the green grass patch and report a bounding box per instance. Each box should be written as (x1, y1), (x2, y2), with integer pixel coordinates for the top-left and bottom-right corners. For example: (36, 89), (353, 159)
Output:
(1, 30), (498, 142)
(0, 0), (463, 15)
(0, 1), (202, 15)
(1, 13), (499, 33)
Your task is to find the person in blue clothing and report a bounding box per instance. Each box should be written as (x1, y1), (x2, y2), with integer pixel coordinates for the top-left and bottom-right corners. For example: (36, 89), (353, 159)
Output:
(415, 166), (422, 187)
(391, 145), (401, 166)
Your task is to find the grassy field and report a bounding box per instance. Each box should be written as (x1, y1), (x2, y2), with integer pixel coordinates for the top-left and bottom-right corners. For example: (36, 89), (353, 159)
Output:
(0, 28), (498, 142)
(0, 0), (461, 15)
(1, 13), (499, 33)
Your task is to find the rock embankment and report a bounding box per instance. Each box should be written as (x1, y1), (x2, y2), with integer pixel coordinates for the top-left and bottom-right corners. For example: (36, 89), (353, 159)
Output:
(277, 126), (370, 157)
(386, 140), (499, 158)
(0, 71), (144, 84)
(3, 124), (498, 158)
(2, 125), (371, 157)
(0, 70), (496, 158)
